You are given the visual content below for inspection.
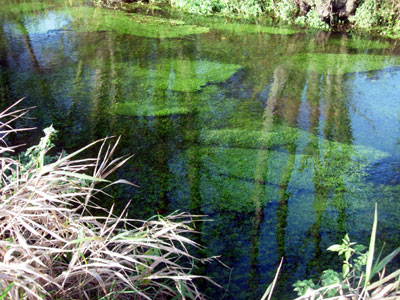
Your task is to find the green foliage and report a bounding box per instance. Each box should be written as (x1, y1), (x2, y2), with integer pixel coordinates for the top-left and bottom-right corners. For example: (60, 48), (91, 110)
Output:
(24, 125), (57, 170)
(294, 207), (400, 299)
(286, 53), (400, 75)
(293, 279), (317, 296)
(274, 0), (298, 23)
(350, 0), (400, 37)
(349, 0), (379, 29)
(295, 7), (329, 29)
(170, 0), (264, 17)
(68, 6), (210, 38)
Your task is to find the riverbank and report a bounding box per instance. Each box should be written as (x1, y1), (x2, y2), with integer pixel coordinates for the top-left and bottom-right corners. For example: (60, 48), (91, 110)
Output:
(97, 0), (400, 39)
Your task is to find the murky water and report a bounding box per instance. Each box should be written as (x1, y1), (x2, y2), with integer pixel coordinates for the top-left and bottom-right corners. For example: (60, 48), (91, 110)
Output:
(1, 1), (400, 299)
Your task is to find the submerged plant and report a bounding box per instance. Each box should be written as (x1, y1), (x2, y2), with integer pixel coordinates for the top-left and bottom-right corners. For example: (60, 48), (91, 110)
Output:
(0, 101), (213, 299)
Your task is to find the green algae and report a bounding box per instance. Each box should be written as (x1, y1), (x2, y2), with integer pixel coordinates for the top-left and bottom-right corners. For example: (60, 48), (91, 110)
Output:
(1, 2), (54, 15)
(114, 102), (191, 117)
(199, 127), (389, 163)
(211, 22), (299, 35)
(287, 53), (400, 75)
(330, 37), (392, 50)
(67, 6), (210, 38)
(124, 59), (241, 92)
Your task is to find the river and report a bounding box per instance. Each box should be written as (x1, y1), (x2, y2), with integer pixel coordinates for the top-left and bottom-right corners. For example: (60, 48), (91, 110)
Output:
(1, 1), (400, 298)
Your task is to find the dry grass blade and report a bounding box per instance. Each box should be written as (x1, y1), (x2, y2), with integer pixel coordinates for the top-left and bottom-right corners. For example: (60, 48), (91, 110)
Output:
(0, 102), (214, 299)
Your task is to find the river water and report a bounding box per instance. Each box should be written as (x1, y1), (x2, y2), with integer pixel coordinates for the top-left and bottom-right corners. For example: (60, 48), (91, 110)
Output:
(1, 1), (400, 299)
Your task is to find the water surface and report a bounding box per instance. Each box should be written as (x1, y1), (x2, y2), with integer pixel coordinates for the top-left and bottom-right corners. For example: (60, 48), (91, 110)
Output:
(1, 1), (400, 299)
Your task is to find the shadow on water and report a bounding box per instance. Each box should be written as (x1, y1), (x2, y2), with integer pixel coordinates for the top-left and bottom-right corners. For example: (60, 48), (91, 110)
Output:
(1, 1), (400, 299)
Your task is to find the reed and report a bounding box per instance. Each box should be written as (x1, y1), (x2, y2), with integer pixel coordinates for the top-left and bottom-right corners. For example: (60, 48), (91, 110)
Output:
(0, 100), (212, 299)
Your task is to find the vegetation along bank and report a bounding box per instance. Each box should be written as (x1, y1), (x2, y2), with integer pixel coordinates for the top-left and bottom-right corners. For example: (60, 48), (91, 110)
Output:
(96, 0), (400, 39)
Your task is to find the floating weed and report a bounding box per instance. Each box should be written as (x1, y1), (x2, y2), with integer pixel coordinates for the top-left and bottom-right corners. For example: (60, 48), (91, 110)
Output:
(67, 6), (210, 38)
(287, 53), (400, 75)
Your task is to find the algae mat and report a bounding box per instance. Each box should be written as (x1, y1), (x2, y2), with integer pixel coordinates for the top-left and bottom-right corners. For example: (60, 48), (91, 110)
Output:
(211, 22), (299, 35)
(287, 53), (400, 75)
(67, 6), (209, 38)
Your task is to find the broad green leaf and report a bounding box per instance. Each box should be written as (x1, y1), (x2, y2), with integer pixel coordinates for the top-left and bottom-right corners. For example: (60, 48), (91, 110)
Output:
(327, 244), (342, 252)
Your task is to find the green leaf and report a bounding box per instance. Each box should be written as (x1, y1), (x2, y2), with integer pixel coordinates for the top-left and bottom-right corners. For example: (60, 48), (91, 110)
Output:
(327, 244), (342, 252)
(0, 283), (14, 299)
(371, 246), (400, 278)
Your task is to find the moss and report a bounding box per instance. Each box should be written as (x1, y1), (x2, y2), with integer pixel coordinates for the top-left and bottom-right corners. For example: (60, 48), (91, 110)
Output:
(210, 22), (299, 35)
(124, 59), (241, 92)
(286, 53), (400, 75)
(68, 6), (210, 38)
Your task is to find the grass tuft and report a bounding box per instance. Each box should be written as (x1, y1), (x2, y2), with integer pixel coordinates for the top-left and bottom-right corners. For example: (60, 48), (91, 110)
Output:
(0, 101), (212, 299)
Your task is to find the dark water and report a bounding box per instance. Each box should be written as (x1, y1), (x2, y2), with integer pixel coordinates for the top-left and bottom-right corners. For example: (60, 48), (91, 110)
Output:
(1, 1), (400, 299)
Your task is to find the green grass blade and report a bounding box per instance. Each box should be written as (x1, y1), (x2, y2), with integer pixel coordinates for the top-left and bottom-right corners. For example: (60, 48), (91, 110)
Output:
(371, 247), (400, 278)
(365, 203), (378, 287)
(0, 282), (14, 299)
(366, 269), (400, 291)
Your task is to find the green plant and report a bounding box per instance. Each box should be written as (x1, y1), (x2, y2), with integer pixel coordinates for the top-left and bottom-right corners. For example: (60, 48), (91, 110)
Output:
(274, 0), (298, 23)
(293, 204), (400, 300)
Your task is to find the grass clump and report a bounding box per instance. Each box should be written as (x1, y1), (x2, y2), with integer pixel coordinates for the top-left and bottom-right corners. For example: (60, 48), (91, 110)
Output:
(286, 53), (400, 75)
(0, 101), (212, 299)
(68, 6), (210, 38)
